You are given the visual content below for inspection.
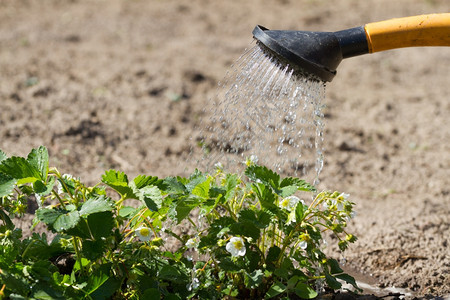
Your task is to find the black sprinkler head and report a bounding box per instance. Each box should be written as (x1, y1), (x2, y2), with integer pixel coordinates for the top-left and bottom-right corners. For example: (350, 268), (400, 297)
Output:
(252, 25), (369, 82)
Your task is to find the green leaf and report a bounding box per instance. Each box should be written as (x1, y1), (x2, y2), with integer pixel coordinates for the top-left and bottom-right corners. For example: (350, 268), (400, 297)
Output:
(87, 211), (114, 240)
(0, 208), (14, 229)
(191, 177), (211, 198)
(224, 173), (239, 200)
(0, 149), (7, 162)
(245, 165), (280, 189)
(325, 273), (342, 290)
(158, 265), (187, 282)
(266, 246), (281, 262)
(327, 258), (343, 274)
(230, 221), (260, 240)
(82, 239), (106, 260)
(79, 196), (113, 217)
(102, 170), (135, 199)
(33, 177), (55, 195)
(36, 208), (64, 227)
(336, 273), (362, 292)
(143, 288), (161, 299)
(139, 185), (162, 211)
(244, 269), (263, 289)
(294, 282), (318, 299)
(118, 206), (137, 218)
(0, 156), (41, 184)
(163, 177), (187, 194)
(0, 173), (16, 197)
(266, 282), (286, 299)
(27, 146), (49, 181)
(254, 184), (279, 215)
(295, 203), (306, 223)
(53, 210), (80, 232)
(280, 177), (316, 192)
(132, 175), (161, 189)
(87, 264), (121, 299)
(172, 196), (200, 223)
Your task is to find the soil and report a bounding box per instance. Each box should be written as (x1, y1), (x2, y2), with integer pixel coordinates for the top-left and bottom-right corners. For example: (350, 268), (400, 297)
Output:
(0, 0), (448, 298)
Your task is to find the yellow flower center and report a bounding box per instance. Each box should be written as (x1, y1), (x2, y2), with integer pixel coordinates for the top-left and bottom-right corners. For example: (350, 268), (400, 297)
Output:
(233, 240), (244, 250)
(139, 227), (150, 237)
(280, 199), (289, 208)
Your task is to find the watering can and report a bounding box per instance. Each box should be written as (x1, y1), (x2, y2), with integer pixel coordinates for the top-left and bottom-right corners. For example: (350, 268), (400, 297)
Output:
(253, 13), (450, 82)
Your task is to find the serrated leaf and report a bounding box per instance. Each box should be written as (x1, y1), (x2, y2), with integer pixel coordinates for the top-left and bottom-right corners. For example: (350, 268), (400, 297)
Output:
(0, 149), (7, 162)
(280, 177), (316, 192)
(172, 196), (200, 223)
(102, 170), (136, 199)
(0, 173), (16, 197)
(132, 174), (161, 189)
(139, 185), (162, 211)
(0, 156), (41, 183)
(79, 196), (113, 217)
(224, 173), (239, 200)
(36, 208), (64, 226)
(294, 282), (318, 299)
(266, 282), (286, 299)
(26, 146), (49, 181)
(163, 177), (187, 194)
(245, 165), (280, 189)
(191, 177), (211, 198)
(253, 184), (279, 214)
(53, 210), (80, 232)
(185, 172), (207, 192)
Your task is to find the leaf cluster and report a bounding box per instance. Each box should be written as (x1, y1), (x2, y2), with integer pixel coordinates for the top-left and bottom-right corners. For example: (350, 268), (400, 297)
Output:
(0, 147), (360, 299)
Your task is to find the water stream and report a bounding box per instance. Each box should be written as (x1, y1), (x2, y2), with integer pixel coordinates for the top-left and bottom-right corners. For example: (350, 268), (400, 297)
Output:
(197, 43), (326, 186)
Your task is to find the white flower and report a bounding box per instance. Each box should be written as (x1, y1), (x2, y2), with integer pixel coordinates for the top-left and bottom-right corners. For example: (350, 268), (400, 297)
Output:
(286, 209), (296, 225)
(186, 238), (199, 249)
(226, 236), (246, 257)
(187, 277), (200, 291)
(214, 162), (224, 171)
(279, 196), (304, 211)
(299, 240), (308, 250)
(337, 193), (350, 201)
(347, 211), (357, 221)
(135, 227), (152, 242)
(192, 277), (200, 289)
(244, 155), (258, 166)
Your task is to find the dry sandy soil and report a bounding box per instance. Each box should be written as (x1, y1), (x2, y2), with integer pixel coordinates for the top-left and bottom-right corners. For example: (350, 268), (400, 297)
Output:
(0, 0), (449, 298)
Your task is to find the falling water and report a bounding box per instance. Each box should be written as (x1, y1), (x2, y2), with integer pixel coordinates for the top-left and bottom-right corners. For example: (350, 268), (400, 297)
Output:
(196, 43), (326, 186)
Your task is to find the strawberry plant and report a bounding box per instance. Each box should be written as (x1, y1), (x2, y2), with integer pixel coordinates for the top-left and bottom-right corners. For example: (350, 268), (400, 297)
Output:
(0, 146), (360, 299)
